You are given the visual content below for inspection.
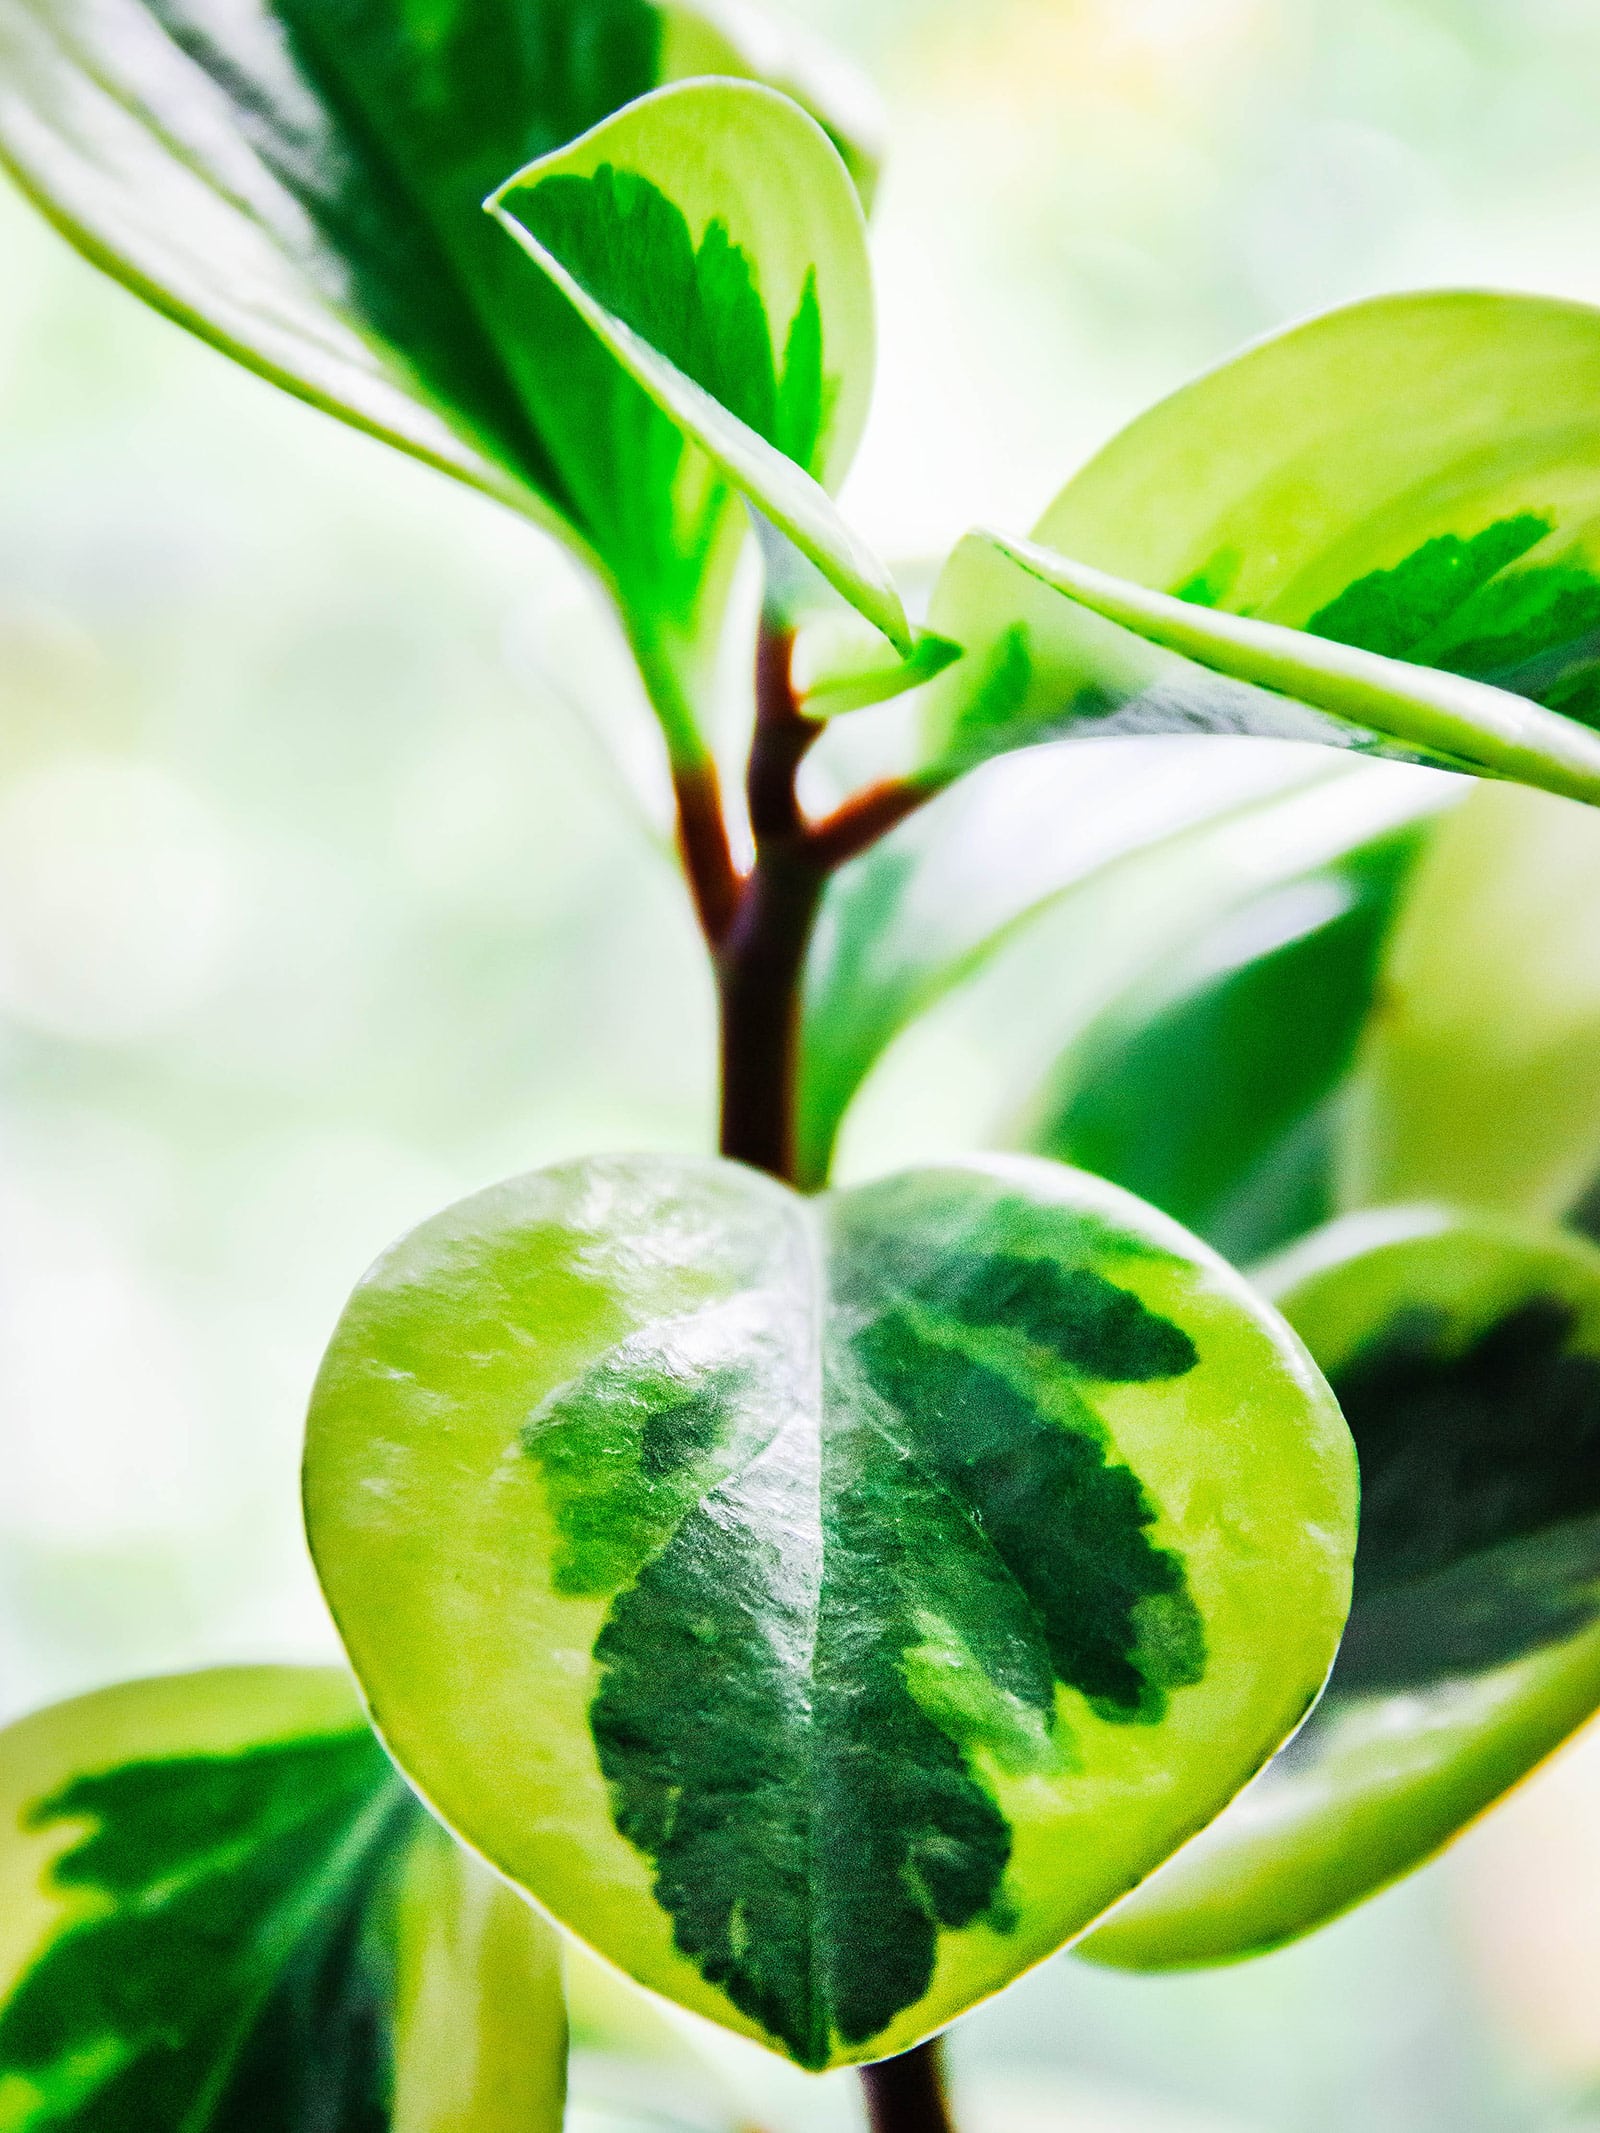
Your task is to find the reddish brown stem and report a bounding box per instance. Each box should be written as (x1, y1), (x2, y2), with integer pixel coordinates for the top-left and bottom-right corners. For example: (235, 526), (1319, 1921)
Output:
(861, 2040), (959, 2133)
(672, 756), (741, 946)
(716, 624), (823, 1181)
(686, 619), (938, 1183)
(806, 773), (932, 872)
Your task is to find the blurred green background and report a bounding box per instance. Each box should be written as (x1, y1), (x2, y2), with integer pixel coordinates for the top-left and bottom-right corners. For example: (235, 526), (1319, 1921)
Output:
(6, 0), (1600, 2127)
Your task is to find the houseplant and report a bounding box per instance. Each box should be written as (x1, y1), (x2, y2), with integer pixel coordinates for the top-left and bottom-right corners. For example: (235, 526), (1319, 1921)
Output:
(4, 0), (1600, 2124)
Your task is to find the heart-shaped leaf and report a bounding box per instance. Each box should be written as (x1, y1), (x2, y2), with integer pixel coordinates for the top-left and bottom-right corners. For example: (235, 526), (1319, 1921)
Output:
(1083, 1208), (1600, 1969)
(0, 0), (880, 741)
(914, 292), (1600, 803)
(490, 79), (909, 652)
(0, 1666), (565, 2129)
(304, 1151), (1355, 2068)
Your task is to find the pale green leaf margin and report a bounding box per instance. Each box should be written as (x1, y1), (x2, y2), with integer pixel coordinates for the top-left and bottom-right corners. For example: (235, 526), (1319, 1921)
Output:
(983, 532), (1600, 809)
(489, 79), (912, 653)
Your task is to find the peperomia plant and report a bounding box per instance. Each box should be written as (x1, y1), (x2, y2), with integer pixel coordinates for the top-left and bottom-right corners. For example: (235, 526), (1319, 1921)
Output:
(6, 0), (1600, 2125)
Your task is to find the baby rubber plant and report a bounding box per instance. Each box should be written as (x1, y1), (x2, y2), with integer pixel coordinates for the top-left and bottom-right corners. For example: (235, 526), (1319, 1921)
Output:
(6, 1), (1600, 2128)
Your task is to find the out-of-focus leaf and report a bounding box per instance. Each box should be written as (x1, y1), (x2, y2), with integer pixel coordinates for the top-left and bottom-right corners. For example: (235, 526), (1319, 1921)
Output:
(1083, 1208), (1600, 1969)
(0, 1667), (565, 2130)
(1013, 777), (1600, 1250)
(0, 0), (881, 743)
(1343, 781), (1600, 1224)
(304, 1151), (1353, 2068)
(915, 293), (1600, 799)
(794, 615), (961, 716)
(1027, 815), (1443, 1265)
(491, 80), (906, 651)
(797, 744), (1447, 1190)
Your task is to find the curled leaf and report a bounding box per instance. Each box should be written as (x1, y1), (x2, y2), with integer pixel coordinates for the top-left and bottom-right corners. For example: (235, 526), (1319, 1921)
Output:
(490, 79), (908, 651)
(915, 293), (1600, 807)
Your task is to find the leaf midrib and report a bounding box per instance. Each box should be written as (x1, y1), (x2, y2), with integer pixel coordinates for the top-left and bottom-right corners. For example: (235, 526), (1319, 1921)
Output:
(178, 1767), (416, 2133)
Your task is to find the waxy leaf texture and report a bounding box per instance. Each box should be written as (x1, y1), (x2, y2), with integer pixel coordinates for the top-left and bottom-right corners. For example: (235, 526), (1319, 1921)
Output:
(305, 1152), (1355, 2067)
(0, 0), (881, 747)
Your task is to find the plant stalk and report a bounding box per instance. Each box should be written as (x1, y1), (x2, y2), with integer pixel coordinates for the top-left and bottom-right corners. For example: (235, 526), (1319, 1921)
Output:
(715, 619), (824, 1182)
(860, 2039), (959, 2133)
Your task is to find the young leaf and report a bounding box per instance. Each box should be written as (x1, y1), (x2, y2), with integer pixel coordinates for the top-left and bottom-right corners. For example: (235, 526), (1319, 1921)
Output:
(304, 1151), (1355, 2070)
(794, 615), (962, 717)
(0, 1667), (565, 2130)
(916, 292), (1600, 804)
(1344, 781), (1600, 1225)
(490, 79), (909, 652)
(0, 0), (881, 739)
(1083, 1209), (1600, 1969)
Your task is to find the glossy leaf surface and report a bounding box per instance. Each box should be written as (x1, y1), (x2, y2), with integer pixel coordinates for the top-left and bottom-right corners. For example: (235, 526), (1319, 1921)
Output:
(916, 293), (1600, 802)
(0, 0), (879, 714)
(0, 1667), (565, 2130)
(1085, 1209), (1600, 1969)
(305, 1151), (1354, 2068)
(491, 80), (907, 650)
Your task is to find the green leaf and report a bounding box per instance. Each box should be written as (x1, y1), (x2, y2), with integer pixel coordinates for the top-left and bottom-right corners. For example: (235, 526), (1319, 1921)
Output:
(1081, 1208), (1600, 1971)
(0, 0), (881, 742)
(0, 1667), (565, 2130)
(304, 1151), (1354, 2069)
(796, 747), (1446, 1191)
(793, 616), (962, 717)
(1343, 781), (1600, 1225)
(970, 531), (1600, 806)
(1004, 773), (1600, 1249)
(915, 292), (1600, 803)
(1027, 816), (1439, 1264)
(490, 79), (908, 652)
